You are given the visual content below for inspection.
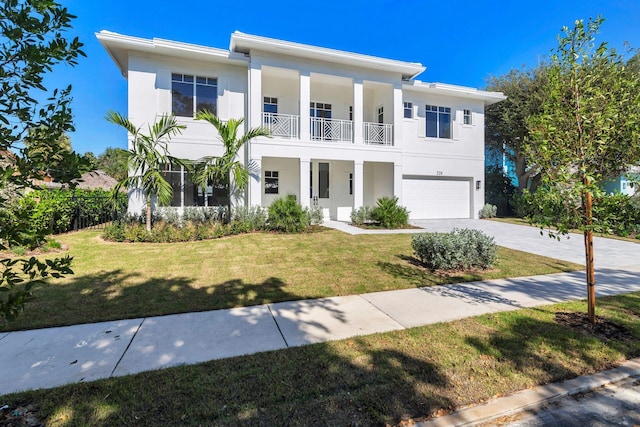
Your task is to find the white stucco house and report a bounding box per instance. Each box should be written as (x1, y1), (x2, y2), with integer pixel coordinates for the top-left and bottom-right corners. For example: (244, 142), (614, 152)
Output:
(97, 30), (505, 220)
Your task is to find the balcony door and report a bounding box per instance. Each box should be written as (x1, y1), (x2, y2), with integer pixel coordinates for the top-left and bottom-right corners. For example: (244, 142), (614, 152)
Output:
(310, 160), (331, 219)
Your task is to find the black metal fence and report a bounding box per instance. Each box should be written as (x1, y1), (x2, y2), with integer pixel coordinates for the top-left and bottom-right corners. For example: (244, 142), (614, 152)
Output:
(68, 193), (127, 232)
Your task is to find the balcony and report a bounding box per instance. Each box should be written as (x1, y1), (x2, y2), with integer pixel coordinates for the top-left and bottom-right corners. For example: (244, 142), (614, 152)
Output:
(262, 112), (299, 139)
(363, 122), (393, 146)
(310, 117), (352, 143)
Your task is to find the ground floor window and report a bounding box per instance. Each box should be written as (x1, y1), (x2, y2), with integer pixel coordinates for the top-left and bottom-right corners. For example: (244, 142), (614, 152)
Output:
(161, 165), (228, 207)
(265, 170), (279, 194)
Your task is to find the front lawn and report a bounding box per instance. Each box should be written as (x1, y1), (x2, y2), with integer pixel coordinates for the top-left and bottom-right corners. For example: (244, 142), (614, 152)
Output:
(3, 294), (640, 426)
(1, 228), (582, 332)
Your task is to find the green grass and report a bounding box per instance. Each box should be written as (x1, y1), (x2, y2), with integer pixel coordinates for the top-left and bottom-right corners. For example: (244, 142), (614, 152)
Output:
(3, 229), (583, 332)
(1, 229), (582, 332)
(3, 293), (640, 426)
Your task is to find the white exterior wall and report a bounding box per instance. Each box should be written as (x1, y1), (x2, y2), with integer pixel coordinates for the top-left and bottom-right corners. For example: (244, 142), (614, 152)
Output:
(108, 32), (500, 220)
(261, 157), (300, 206)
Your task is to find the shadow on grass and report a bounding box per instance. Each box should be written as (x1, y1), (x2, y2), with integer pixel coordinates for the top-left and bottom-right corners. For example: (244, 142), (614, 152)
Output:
(6, 338), (454, 426)
(2, 269), (320, 332)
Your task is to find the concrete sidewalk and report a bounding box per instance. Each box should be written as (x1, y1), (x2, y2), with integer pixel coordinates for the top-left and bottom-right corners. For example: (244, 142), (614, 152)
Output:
(3, 266), (640, 396)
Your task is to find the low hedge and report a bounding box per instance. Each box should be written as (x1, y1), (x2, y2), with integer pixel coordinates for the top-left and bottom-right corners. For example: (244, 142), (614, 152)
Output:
(412, 228), (497, 270)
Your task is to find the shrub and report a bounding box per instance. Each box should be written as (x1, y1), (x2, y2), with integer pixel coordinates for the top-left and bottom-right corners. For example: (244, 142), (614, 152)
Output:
(232, 205), (268, 232)
(350, 206), (372, 226)
(371, 196), (409, 228)
(479, 203), (498, 219)
(592, 192), (640, 236)
(103, 222), (126, 242)
(268, 195), (309, 233)
(306, 205), (324, 226)
(412, 228), (497, 270)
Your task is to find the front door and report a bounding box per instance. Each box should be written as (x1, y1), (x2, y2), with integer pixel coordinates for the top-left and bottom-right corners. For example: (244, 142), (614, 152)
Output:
(310, 161), (331, 219)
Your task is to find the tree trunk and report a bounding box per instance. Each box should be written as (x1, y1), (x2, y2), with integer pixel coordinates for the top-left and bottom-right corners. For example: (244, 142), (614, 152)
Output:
(146, 200), (152, 232)
(226, 171), (232, 225)
(583, 178), (596, 323)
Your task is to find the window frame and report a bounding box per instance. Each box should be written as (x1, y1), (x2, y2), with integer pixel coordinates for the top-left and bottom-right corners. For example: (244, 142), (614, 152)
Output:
(403, 102), (413, 119)
(264, 170), (279, 194)
(171, 73), (218, 118)
(264, 96), (278, 114)
(425, 104), (452, 139)
(463, 109), (472, 125)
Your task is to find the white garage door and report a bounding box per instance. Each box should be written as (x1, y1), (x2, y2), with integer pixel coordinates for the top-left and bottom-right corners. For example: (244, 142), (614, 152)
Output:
(402, 178), (471, 219)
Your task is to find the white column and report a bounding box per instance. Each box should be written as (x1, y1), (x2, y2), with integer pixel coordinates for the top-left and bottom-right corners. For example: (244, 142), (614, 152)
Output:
(299, 158), (310, 209)
(248, 63), (262, 130)
(354, 161), (364, 209)
(353, 79), (363, 144)
(393, 83), (403, 148)
(299, 71), (310, 141)
(249, 157), (262, 207)
(393, 162), (403, 206)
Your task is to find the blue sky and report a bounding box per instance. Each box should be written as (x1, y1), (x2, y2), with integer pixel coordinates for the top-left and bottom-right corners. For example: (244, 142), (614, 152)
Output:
(49, 0), (640, 155)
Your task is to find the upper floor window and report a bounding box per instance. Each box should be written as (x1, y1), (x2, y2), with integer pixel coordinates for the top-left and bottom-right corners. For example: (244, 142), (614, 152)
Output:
(425, 105), (451, 139)
(349, 106), (353, 121)
(377, 105), (384, 124)
(463, 109), (472, 125)
(171, 74), (217, 117)
(404, 102), (413, 118)
(264, 97), (278, 114)
(310, 102), (332, 119)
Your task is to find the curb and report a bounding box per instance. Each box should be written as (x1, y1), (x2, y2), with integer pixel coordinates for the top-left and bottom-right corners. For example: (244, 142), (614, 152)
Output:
(417, 358), (640, 427)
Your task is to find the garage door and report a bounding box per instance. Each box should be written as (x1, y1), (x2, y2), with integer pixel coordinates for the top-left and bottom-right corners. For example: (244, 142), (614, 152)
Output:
(402, 177), (471, 219)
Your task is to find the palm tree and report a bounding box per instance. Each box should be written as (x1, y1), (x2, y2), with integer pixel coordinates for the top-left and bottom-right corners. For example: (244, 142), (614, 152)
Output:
(191, 111), (270, 223)
(106, 111), (185, 231)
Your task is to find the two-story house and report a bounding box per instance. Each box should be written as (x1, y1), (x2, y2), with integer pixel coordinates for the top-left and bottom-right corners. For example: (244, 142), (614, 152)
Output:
(97, 30), (505, 220)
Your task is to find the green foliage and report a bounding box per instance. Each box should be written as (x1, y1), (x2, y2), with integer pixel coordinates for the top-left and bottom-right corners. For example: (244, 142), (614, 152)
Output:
(526, 16), (640, 232)
(412, 229), (497, 270)
(268, 195), (309, 233)
(371, 197), (409, 228)
(96, 147), (129, 181)
(485, 166), (516, 216)
(478, 204), (498, 219)
(0, 0), (83, 320)
(305, 205), (324, 226)
(592, 192), (640, 237)
(350, 206), (373, 226)
(191, 111), (271, 223)
(106, 111), (186, 231)
(232, 205), (268, 232)
(485, 66), (548, 192)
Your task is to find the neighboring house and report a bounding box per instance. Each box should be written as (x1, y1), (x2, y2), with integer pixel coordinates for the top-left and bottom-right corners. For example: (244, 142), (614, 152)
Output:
(31, 170), (118, 191)
(602, 168), (639, 196)
(485, 145), (518, 186)
(97, 31), (505, 220)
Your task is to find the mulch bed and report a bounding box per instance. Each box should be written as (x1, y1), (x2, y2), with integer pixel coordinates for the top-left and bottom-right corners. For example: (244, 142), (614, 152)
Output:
(555, 311), (633, 341)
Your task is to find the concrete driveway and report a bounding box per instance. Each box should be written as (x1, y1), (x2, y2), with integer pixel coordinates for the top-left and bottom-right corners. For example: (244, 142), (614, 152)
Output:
(410, 219), (640, 270)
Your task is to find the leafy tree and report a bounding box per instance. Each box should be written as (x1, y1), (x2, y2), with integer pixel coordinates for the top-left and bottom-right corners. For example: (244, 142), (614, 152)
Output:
(485, 66), (548, 193)
(526, 16), (640, 323)
(106, 111), (185, 231)
(191, 111), (270, 223)
(0, 0), (84, 320)
(96, 147), (129, 181)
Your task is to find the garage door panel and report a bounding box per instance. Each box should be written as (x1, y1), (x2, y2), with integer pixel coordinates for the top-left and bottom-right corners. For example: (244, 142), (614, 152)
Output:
(403, 178), (470, 219)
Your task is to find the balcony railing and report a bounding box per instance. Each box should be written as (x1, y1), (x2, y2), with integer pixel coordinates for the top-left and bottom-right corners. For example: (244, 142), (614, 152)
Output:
(310, 117), (352, 142)
(263, 112), (299, 139)
(363, 122), (393, 146)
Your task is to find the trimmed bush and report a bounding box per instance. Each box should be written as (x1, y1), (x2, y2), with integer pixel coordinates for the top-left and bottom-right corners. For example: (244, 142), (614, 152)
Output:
(371, 196), (409, 228)
(268, 195), (309, 233)
(412, 228), (497, 270)
(306, 205), (324, 226)
(479, 203), (498, 219)
(232, 205), (268, 232)
(350, 206), (373, 226)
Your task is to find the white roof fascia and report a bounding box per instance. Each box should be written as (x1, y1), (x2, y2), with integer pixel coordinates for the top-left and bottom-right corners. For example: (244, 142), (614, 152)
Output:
(96, 31), (248, 78)
(230, 31), (425, 80)
(404, 80), (506, 105)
